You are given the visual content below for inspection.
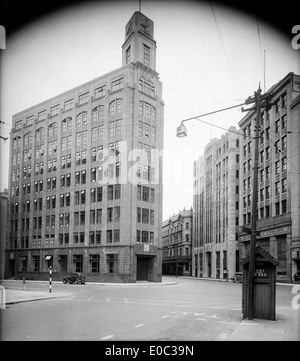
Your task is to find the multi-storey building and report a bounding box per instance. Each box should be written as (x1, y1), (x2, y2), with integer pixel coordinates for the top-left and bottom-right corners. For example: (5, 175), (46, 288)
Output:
(238, 72), (300, 283)
(162, 208), (193, 276)
(5, 11), (164, 283)
(193, 128), (241, 280)
(0, 189), (8, 279)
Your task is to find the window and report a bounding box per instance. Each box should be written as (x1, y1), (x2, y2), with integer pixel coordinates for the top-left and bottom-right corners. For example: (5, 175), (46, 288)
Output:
(78, 92), (89, 105)
(32, 256), (40, 272)
(62, 117), (72, 132)
(281, 114), (287, 129)
(76, 111), (87, 127)
(50, 104), (60, 116)
(282, 178), (287, 193)
(126, 46), (130, 64)
(64, 98), (74, 110)
(275, 182), (280, 196)
(282, 157), (287, 172)
(111, 78), (124, 92)
(107, 254), (118, 273)
(94, 85), (105, 99)
(90, 254), (100, 273)
(275, 202), (280, 216)
(143, 44), (150, 66)
(281, 136), (287, 151)
(38, 110), (46, 122)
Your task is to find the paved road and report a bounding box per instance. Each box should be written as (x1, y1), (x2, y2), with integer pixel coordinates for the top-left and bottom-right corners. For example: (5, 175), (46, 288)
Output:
(0, 277), (297, 341)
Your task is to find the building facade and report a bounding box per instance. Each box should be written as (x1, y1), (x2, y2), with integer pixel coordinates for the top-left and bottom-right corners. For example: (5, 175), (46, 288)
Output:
(0, 189), (8, 279)
(5, 11), (164, 283)
(193, 128), (241, 280)
(162, 209), (193, 276)
(238, 72), (300, 283)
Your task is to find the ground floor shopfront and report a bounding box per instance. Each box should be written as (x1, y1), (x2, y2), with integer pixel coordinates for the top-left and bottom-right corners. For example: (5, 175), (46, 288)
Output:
(162, 255), (192, 276)
(192, 241), (240, 281)
(238, 222), (299, 283)
(4, 243), (162, 283)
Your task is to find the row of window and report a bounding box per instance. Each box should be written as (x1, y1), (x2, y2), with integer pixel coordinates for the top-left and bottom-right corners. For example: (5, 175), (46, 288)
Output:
(18, 253), (117, 274)
(11, 184), (123, 213)
(14, 96), (157, 135)
(242, 199), (288, 224)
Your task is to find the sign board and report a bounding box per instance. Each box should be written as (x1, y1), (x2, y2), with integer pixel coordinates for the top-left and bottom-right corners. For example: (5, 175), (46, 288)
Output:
(144, 243), (150, 252)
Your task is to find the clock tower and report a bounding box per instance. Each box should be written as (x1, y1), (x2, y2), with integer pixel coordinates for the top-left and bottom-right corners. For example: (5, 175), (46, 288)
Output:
(122, 11), (157, 71)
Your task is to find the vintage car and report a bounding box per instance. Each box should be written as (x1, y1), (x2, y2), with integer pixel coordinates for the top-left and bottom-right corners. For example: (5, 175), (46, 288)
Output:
(232, 272), (243, 283)
(62, 273), (85, 285)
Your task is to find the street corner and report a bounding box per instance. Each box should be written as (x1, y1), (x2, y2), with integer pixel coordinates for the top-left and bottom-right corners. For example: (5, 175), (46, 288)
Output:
(4, 289), (73, 306)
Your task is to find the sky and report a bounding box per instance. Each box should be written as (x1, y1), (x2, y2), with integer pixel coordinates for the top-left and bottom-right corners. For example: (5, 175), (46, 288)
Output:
(0, 0), (299, 220)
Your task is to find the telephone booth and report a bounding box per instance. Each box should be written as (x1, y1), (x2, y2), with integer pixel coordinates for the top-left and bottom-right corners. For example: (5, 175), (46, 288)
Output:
(241, 246), (279, 320)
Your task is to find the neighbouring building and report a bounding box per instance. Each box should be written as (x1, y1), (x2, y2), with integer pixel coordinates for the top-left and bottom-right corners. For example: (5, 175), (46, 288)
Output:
(0, 189), (8, 279)
(162, 208), (193, 276)
(193, 127), (241, 280)
(238, 72), (300, 283)
(5, 11), (164, 283)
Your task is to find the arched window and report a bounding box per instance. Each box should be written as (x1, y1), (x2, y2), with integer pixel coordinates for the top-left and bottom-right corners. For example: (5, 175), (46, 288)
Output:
(35, 127), (45, 142)
(48, 122), (58, 137)
(109, 99), (122, 117)
(61, 117), (72, 132)
(92, 105), (104, 122)
(76, 112), (87, 127)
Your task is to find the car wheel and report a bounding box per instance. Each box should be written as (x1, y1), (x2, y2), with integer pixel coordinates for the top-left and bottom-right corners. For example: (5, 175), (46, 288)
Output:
(63, 279), (67, 284)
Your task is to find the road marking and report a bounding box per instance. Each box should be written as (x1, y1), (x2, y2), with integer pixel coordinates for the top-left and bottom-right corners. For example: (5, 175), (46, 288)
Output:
(101, 335), (114, 340)
(124, 298), (129, 303)
(162, 315), (177, 318)
(241, 321), (259, 326)
(195, 318), (207, 321)
(218, 321), (239, 325)
(87, 297), (94, 302)
(106, 298), (110, 302)
(206, 314), (221, 319)
(134, 324), (144, 328)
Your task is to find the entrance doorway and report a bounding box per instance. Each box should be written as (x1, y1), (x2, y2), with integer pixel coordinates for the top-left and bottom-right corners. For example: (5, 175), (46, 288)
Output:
(136, 255), (155, 281)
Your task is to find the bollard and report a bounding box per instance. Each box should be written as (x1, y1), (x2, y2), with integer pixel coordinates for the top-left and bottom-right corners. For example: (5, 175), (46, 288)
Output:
(49, 266), (52, 293)
(22, 277), (25, 291)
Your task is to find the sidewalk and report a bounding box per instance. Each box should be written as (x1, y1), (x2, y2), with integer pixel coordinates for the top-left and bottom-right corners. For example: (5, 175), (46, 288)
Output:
(2, 289), (73, 306)
(227, 308), (300, 341)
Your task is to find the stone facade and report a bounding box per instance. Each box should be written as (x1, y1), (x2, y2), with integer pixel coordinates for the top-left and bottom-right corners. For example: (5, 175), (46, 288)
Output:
(193, 128), (241, 280)
(5, 11), (164, 283)
(238, 72), (300, 283)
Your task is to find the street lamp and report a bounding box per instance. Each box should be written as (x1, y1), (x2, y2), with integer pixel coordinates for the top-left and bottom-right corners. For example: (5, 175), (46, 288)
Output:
(176, 122), (187, 138)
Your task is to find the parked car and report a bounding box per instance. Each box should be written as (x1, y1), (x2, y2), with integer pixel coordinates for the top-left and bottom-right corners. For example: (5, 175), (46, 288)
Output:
(63, 273), (85, 284)
(294, 271), (300, 283)
(233, 272), (243, 283)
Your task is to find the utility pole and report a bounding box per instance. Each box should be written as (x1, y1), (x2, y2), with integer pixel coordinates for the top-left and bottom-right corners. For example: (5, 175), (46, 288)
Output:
(242, 85), (273, 320)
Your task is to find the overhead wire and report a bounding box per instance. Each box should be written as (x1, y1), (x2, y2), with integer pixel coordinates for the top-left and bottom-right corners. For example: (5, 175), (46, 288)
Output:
(210, 1), (239, 99)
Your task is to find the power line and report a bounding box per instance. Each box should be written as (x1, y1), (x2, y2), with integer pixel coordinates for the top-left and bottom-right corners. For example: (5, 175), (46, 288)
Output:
(210, 1), (239, 98)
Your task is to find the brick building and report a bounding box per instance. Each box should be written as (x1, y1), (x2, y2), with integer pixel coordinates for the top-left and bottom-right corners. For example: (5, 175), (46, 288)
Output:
(5, 11), (164, 283)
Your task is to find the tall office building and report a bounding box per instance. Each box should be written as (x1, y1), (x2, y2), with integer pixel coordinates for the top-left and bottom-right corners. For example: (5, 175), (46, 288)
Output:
(238, 72), (300, 283)
(193, 128), (241, 280)
(5, 11), (164, 283)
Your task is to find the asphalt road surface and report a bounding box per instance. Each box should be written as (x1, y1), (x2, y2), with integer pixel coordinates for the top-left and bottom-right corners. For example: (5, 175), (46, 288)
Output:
(0, 277), (296, 341)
